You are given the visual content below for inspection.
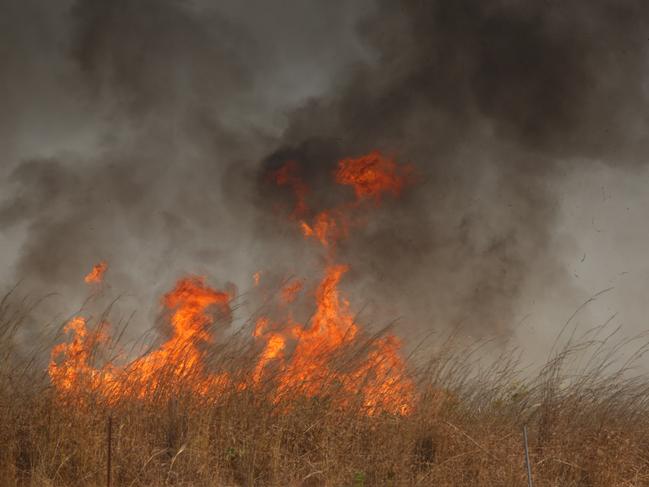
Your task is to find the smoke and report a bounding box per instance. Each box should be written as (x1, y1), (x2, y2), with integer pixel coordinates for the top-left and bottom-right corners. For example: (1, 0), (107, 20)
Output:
(1, 0), (648, 348)
(0, 0), (250, 308)
(256, 0), (649, 338)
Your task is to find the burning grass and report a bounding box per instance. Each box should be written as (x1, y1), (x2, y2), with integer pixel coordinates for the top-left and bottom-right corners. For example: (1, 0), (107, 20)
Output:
(1, 292), (649, 486)
(2, 151), (649, 485)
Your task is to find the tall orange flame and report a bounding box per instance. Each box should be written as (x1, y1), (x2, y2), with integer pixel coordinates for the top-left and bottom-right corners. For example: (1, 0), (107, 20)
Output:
(48, 317), (109, 393)
(260, 151), (414, 413)
(253, 264), (413, 415)
(124, 277), (231, 394)
(49, 151), (415, 416)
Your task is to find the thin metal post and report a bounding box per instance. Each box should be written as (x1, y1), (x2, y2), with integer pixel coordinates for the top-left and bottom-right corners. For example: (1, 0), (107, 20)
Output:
(523, 424), (533, 487)
(107, 416), (113, 487)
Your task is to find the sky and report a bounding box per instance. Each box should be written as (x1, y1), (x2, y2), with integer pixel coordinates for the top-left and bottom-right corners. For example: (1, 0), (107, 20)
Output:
(1, 0), (648, 365)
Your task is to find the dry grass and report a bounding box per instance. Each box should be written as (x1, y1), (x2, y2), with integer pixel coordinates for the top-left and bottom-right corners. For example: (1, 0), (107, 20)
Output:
(2, 293), (649, 486)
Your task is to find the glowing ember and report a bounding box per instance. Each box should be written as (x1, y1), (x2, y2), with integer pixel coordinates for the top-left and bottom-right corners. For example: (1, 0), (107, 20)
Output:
(84, 261), (108, 284)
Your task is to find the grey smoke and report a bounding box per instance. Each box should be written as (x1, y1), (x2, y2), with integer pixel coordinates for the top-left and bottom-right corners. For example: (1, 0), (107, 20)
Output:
(256, 0), (649, 338)
(1, 0), (648, 350)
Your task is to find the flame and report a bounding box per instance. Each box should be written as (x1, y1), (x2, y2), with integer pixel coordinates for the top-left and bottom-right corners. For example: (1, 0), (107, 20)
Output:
(252, 317), (286, 384)
(49, 151), (415, 416)
(280, 279), (303, 304)
(336, 151), (410, 203)
(299, 210), (350, 248)
(48, 317), (109, 393)
(123, 277), (231, 394)
(252, 264), (413, 415)
(261, 151), (415, 413)
(49, 277), (231, 402)
(84, 261), (108, 284)
(272, 160), (309, 218)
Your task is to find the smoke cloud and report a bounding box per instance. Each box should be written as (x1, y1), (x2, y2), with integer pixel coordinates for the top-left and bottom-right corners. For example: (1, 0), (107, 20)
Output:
(256, 0), (649, 339)
(1, 0), (648, 349)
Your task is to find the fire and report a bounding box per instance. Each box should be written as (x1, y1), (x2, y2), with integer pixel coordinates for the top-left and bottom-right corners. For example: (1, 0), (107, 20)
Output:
(252, 264), (413, 414)
(48, 317), (109, 393)
(123, 277), (231, 394)
(257, 264), (359, 394)
(280, 279), (303, 304)
(49, 151), (415, 416)
(336, 151), (410, 203)
(49, 277), (231, 401)
(260, 151), (416, 414)
(272, 160), (309, 218)
(299, 210), (349, 248)
(84, 261), (107, 284)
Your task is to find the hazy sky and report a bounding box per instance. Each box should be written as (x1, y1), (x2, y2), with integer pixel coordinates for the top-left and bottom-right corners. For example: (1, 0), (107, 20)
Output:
(1, 0), (648, 363)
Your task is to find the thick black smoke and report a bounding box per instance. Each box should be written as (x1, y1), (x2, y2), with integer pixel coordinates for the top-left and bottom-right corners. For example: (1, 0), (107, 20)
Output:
(257, 0), (649, 337)
(1, 0), (648, 345)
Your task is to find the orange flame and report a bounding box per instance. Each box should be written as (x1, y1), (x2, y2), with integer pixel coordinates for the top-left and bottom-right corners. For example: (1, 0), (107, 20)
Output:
(49, 277), (231, 402)
(299, 210), (350, 248)
(336, 151), (410, 203)
(48, 317), (109, 393)
(49, 151), (415, 416)
(280, 279), (303, 304)
(84, 261), (108, 284)
(124, 277), (231, 391)
(272, 160), (309, 218)
(253, 264), (413, 414)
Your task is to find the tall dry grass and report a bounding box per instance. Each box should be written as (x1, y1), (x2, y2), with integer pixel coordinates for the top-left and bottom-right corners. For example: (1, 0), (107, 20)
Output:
(1, 291), (649, 486)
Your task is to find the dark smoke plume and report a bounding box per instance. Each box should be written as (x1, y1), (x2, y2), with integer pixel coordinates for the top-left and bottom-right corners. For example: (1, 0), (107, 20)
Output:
(258, 0), (649, 337)
(0, 0), (648, 345)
